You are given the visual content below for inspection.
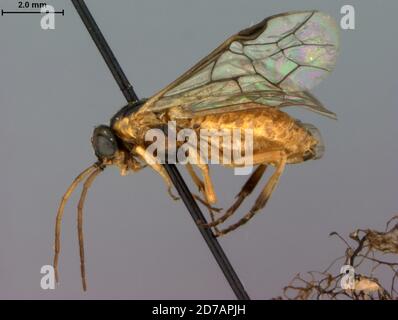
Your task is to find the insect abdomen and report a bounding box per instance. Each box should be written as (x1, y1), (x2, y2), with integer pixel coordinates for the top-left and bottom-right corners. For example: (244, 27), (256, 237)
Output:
(174, 106), (319, 165)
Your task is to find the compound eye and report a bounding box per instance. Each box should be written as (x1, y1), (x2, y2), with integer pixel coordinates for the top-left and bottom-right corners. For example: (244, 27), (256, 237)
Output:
(92, 125), (118, 159)
(96, 135), (117, 157)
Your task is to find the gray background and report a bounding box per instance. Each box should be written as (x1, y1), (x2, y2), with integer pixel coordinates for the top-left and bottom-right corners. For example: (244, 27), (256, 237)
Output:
(0, 0), (397, 299)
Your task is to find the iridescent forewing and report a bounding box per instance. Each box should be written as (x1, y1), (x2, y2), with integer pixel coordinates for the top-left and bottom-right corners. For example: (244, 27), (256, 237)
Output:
(139, 11), (339, 119)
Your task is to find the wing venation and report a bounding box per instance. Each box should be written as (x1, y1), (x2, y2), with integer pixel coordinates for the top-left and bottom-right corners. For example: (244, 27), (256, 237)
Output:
(140, 10), (339, 119)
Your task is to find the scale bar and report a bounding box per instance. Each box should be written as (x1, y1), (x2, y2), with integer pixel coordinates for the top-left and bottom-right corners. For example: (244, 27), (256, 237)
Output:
(1, 9), (65, 16)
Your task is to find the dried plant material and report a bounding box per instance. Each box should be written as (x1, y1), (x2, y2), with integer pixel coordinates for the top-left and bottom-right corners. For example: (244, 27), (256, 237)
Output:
(276, 215), (398, 300)
(349, 216), (398, 255)
(353, 276), (381, 294)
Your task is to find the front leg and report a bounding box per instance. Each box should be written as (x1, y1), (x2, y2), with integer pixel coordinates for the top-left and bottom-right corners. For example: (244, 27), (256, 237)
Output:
(134, 145), (179, 200)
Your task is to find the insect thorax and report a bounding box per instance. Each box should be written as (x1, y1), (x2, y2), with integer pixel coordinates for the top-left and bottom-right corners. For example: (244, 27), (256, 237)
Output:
(110, 99), (148, 128)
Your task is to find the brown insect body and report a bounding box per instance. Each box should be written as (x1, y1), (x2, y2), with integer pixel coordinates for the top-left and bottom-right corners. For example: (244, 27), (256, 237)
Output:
(112, 103), (321, 169)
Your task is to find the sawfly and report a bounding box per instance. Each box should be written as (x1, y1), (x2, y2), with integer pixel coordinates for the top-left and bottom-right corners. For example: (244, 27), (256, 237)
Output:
(53, 10), (340, 290)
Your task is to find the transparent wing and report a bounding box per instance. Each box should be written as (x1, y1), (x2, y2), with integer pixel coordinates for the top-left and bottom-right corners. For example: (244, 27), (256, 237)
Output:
(140, 10), (339, 118)
(153, 85), (337, 119)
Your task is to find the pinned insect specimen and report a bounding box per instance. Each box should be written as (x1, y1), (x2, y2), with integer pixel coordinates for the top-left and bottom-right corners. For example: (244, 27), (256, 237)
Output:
(54, 10), (340, 290)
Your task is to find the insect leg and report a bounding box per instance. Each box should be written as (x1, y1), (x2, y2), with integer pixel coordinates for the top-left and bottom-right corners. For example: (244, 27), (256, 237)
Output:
(185, 162), (206, 191)
(77, 167), (102, 291)
(134, 145), (180, 200)
(185, 163), (222, 232)
(201, 164), (267, 228)
(191, 162), (217, 205)
(185, 163), (220, 209)
(216, 151), (287, 237)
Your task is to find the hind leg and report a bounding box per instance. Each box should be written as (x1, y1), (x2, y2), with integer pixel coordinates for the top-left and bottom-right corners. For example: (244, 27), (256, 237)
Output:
(201, 164), (267, 228)
(215, 150), (287, 237)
